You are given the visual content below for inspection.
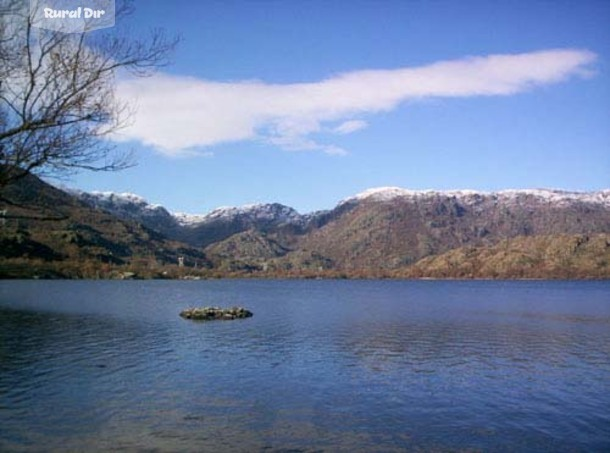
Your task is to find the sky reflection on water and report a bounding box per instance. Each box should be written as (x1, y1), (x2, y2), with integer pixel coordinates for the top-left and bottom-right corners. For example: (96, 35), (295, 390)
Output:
(1, 280), (609, 451)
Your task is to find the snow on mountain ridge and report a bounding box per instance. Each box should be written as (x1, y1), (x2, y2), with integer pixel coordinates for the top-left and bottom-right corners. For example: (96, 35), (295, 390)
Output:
(77, 187), (610, 229)
(84, 191), (165, 210)
(173, 212), (208, 226)
(496, 189), (610, 205)
(342, 187), (610, 206)
(171, 203), (306, 227)
(201, 203), (304, 224)
(77, 190), (307, 226)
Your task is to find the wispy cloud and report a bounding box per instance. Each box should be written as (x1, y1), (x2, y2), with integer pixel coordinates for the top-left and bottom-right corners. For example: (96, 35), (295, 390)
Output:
(114, 49), (596, 156)
(333, 120), (368, 135)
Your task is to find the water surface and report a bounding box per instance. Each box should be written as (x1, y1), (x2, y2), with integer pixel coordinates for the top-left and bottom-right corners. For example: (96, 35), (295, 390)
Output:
(1, 280), (609, 451)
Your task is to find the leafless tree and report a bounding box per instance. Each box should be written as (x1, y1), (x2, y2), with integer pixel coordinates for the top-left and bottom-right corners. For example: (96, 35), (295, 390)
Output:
(0, 0), (179, 193)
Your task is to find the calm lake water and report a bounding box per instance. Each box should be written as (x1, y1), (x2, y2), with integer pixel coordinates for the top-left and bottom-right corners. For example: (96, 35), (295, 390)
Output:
(1, 280), (609, 452)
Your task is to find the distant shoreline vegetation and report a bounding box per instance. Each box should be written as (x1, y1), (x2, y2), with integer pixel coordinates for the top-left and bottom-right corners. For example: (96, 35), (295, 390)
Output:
(1, 233), (609, 281)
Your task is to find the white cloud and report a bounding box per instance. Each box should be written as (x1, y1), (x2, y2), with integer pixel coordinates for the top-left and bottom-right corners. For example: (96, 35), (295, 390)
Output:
(114, 49), (596, 156)
(333, 120), (368, 135)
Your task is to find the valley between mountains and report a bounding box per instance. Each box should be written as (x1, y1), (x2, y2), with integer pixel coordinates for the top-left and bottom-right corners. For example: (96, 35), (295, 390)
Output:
(1, 174), (609, 279)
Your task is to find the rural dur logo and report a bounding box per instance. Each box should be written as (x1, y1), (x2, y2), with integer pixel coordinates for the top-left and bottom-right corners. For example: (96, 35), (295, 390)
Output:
(30, 0), (115, 33)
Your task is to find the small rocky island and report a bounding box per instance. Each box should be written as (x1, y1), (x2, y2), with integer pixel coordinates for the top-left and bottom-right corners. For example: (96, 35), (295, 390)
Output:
(179, 306), (253, 321)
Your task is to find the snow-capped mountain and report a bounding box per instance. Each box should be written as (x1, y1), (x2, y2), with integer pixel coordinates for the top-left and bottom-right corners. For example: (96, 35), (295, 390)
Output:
(75, 191), (312, 247)
(77, 191), (308, 226)
(172, 212), (208, 226)
(341, 187), (610, 207)
(75, 190), (180, 238)
(299, 186), (610, 271)
(197, 203), (305, 225)
(75, 187), (610, 257)
(5, 176), (610, 279)
(79, 187), (610, 232)
(76, 191), (170, 216)
(177, 203), (311, 247)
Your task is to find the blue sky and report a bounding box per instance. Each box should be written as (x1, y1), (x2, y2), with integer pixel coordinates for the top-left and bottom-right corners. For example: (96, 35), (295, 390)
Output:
(70, 0), (610, 214)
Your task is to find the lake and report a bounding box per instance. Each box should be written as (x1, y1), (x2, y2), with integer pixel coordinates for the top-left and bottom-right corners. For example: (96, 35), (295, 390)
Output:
(1, 280), (609, 452)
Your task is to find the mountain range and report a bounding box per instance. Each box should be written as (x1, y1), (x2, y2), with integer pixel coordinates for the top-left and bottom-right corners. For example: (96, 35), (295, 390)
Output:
(1, 175), (609, 279)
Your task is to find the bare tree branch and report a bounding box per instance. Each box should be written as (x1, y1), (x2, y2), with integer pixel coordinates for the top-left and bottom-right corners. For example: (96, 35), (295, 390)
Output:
(0, 0), (179, 194)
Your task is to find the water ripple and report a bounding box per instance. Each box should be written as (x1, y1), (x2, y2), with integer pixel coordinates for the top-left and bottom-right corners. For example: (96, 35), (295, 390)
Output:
(1, 280), (609, 452)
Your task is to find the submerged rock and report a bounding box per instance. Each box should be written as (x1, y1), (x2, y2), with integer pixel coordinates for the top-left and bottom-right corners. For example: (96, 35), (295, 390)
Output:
(179, 306), (253, 321)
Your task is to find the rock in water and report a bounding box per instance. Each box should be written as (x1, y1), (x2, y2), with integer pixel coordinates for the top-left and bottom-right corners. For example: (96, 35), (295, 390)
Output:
(179, 306), (253, 321)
